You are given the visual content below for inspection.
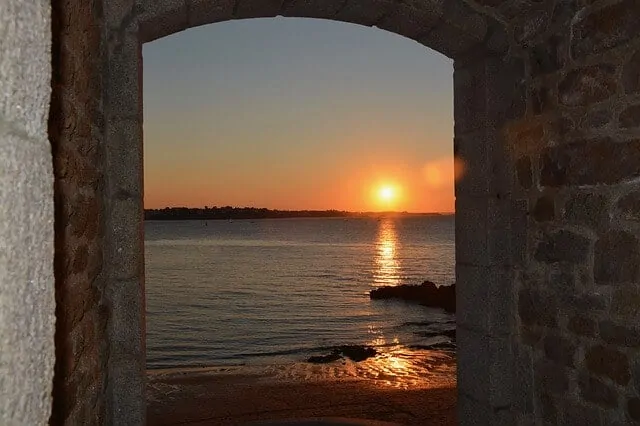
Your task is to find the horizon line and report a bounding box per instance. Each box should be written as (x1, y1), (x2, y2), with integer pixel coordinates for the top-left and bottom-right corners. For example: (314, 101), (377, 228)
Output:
(144, 205), (455, 215)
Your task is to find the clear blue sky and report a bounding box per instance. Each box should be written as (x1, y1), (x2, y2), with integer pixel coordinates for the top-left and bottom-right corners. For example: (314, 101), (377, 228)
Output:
(143, 17), (454, 212)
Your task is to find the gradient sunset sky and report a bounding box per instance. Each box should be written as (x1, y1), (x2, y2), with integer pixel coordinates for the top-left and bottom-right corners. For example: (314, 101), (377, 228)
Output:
(143, 17), (454, 213)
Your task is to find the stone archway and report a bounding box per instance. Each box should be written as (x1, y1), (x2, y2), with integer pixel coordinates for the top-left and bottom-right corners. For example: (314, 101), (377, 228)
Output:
(47, 0), (640, 425)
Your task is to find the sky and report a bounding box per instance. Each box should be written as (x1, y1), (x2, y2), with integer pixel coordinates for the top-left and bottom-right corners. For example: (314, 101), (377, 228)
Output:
(143, 17), (454, 213)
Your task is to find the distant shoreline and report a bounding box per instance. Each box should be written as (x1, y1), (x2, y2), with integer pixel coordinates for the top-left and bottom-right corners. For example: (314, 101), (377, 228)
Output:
(144, 206), (454, 221)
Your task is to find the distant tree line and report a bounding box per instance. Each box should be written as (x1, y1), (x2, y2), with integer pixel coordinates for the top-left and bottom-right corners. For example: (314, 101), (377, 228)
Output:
(144, 206), (359, 221)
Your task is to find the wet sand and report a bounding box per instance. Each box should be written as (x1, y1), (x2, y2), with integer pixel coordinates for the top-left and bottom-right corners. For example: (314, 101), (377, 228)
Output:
(147, 352), (457, 426)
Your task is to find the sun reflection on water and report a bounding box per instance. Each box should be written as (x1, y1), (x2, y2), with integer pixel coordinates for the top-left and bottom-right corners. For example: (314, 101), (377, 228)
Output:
(374, 219), (401, 286)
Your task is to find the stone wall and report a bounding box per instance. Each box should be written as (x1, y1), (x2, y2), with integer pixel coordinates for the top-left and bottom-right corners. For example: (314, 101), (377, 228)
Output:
(49, 0), (109, 424)
(0, 0), (55, 425)
(500, 0), (640, 424)
(46, 0), (640, 425)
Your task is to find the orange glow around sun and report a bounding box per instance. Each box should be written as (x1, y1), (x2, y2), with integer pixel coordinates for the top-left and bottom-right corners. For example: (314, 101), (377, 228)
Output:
(373, 183), (401, 210)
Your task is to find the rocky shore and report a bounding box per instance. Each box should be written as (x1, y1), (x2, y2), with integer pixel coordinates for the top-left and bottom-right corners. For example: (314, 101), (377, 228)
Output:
(369, 281), (456, 313)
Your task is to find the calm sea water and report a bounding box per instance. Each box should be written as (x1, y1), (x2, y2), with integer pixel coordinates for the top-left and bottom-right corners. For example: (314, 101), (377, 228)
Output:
(145, 216), (456, 370)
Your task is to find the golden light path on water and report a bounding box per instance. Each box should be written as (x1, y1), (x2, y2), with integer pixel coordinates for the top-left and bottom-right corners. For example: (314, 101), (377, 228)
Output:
(373, 218), (401, 287)
(261, 218), (457, 389)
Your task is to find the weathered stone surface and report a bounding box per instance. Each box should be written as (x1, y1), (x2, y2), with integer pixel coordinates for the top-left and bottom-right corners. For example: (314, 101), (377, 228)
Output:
(563, 192), (609, 229)
(540, 139), (640, 187)
(516, 156), (533, 189)
(624, 49), (640, 94)
(599, 321), (640, 347)
(579, 373), (618, 408)
(628, 397), (640, 423)
(560, 399), (603, 426)
(519, 288), (557, 327)
(572, 0), (640, 59)
(543, 334), (576, 367)
(529, 35), (563, 77)
(188, 0), (235, 27)
(536, 359), (569, 395)
(568, 315), (596, 338)
(617, 190), (640, 221)
(612, 285), (640, 320)
(620, 104), (640, 128)
(534, 230), (590, 264)
(594, 230), (640, 285)
(585, 345), (631, 385)
(558, 65), (617, 107)
(533, 195), (554, 222)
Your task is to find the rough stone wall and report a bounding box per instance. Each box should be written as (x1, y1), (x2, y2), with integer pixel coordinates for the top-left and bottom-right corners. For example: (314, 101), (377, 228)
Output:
(49, 0), (640, 425)
(49, 0), (109, 424)
(486, 0), (640, 424)
(0, 0), (55, 425)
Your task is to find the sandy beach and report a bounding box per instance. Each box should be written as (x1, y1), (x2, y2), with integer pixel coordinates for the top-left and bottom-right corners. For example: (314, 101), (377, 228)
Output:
(147, 351), (457, 426)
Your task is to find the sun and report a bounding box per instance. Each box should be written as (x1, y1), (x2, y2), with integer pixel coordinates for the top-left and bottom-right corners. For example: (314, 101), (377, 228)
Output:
(378, 186), (396, 202)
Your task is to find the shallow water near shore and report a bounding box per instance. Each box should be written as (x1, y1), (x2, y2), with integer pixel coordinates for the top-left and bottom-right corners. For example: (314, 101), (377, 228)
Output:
(145, 215), (456, 382)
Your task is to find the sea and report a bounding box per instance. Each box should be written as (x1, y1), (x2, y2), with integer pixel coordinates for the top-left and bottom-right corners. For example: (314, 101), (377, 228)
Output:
(145, 215), (456, 385)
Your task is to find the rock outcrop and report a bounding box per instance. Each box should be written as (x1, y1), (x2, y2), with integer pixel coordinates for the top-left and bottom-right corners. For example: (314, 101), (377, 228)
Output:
(369, 281), (456, 313)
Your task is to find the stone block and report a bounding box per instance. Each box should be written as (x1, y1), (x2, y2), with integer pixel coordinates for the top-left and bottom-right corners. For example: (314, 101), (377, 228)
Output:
(560, 399), (604, 426)
(579, 373), (618, 408)
(533, 229), (591, 264)
(375, 1), (443, 41)
(457, 327), (513, 408)
(558, 64), (617, 108)
(623, 49), (640, 94)
(518, 288), (558, 328)
(510, 199), (528, 266)
(594, 230), (640, 285)
(139, 0), (188, 42)
(571, 0), (640, 59)
(563, 191), (610, 230)
(532, 195), (554, 222)
(599, 320), (640, 347)
(611, 285), (640, 320)
(106, 118), (143, 198)
(109, 197), (143, 281)
(419, 0), (489, 59)
(105, 0), (137, 30)
(0, 0), (51, 139)
(515, 156), (533, 190)
(106, 32), (141, 119)
(454, 59), (487, 134)
(457, 265), (513, 335)
(540, 139), (640, 187)
(188, 0), (235, 28)
(107, 353), (145, 426)
(454, 130), (513, 197)
(617, 190), (640, 221)
(107, 278), (144, 359)
(233, 0), (282, 18)
(568, 315), (597, 338)
(281, 0), (347, 19)
(513, 342), (534, 415)
(543, 333), (576, 368)
(619, 104), (640, 128)
(534, 359), (569, 395)
(334, 0), (393, 26)
(628, 397), (640, 423)
(585, 344), (631, 385)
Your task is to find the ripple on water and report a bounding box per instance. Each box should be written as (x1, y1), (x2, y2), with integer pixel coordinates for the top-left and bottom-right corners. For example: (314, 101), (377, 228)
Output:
(260, 347), (456, 390)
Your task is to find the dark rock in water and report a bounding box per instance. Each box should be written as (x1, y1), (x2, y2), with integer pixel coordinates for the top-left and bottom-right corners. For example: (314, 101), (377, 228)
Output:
(337, 345), (377, 362)
(369, 281), (456, 313)
(307, 345), (377, 364)
(308, 352), (342, 364)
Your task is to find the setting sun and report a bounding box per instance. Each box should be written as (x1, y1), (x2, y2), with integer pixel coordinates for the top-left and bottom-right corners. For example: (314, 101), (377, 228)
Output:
(379, 186), (395, 202)
(372, 183), (402, 210)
